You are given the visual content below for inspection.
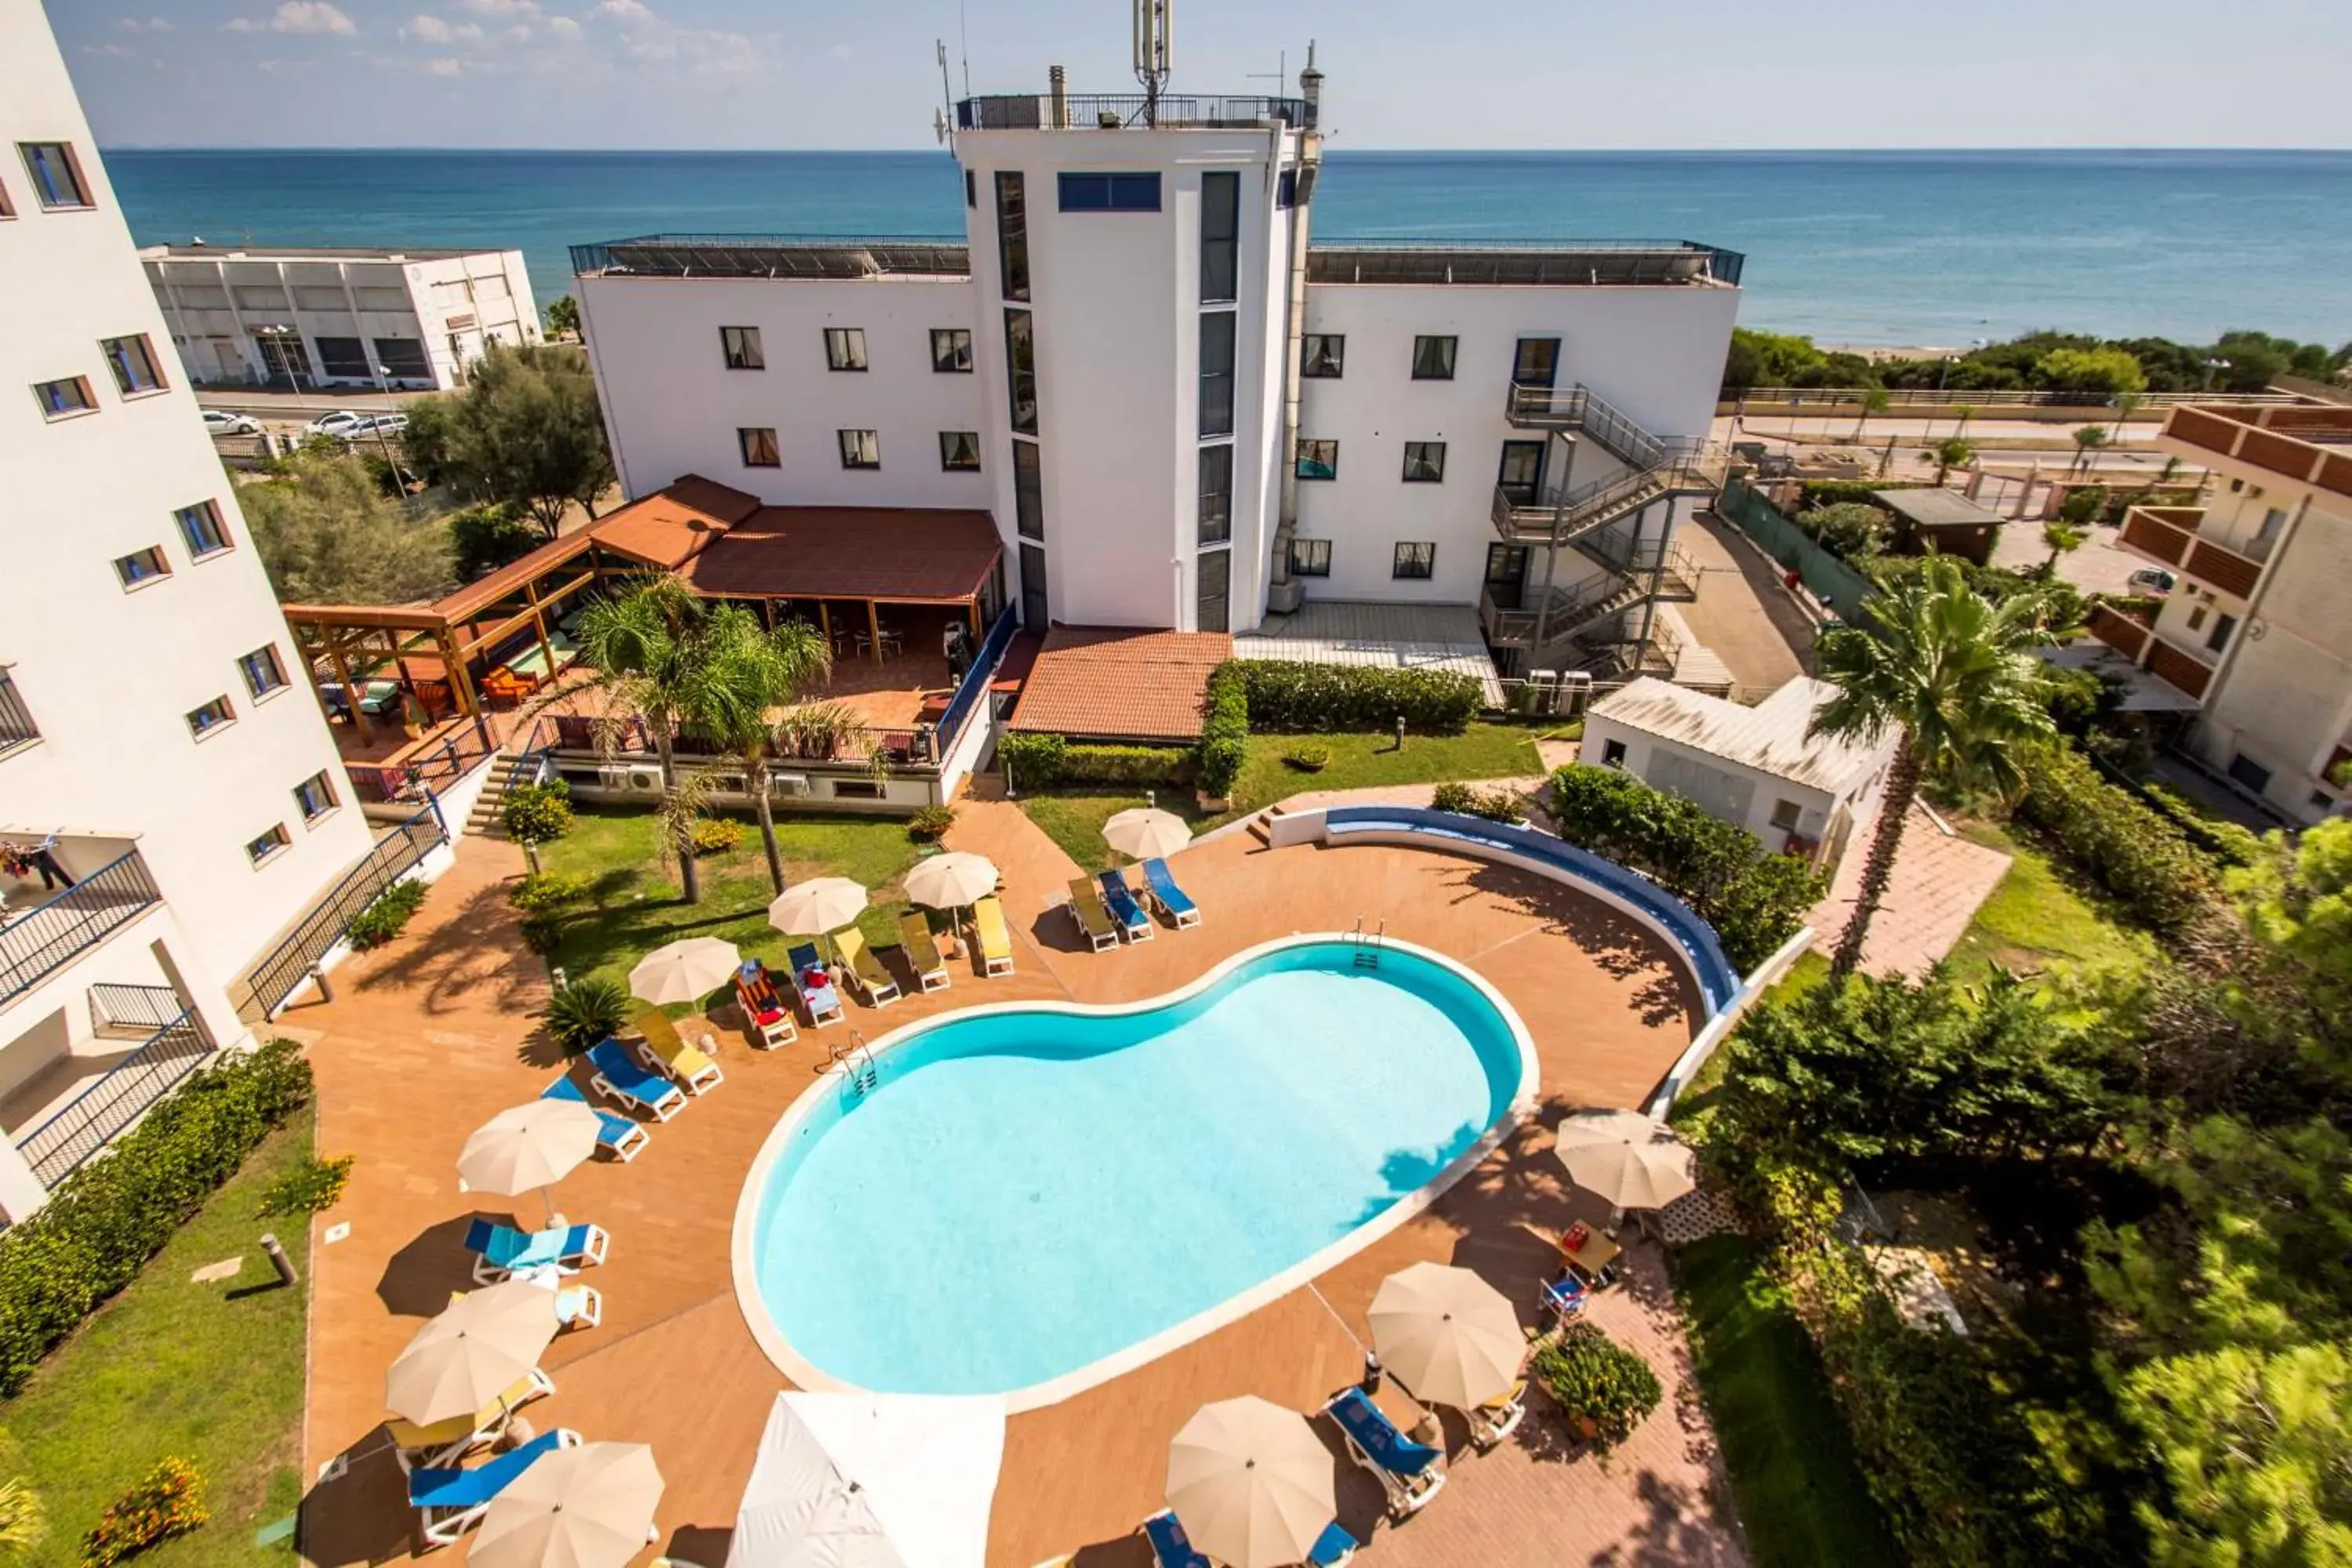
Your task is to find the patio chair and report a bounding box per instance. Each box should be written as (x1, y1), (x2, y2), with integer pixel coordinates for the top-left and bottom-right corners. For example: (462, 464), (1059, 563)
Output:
(552, 1282), (601, 1330)
(1097, 869), (1155, 942)
(734, 960), (799, 1047)
(463, 1218), (609, 1285)
(1539, 1273), (1588, 1323)
(833, 927), (902, 1007)
(1323, 1387), (1447, 1519)
(1064, 877), (1120, 953)
(585, 1039), (689, 1122)
(1140, 1510), (1210, 1568)
(539, 1074), (649, 1162)
(787, 942), (845, 1025)
(1141, 858), (1200, 928)
(406, 1427), (581, 1548)
(630, 1010), (724, 1095)
(386, 1368), (554, 1468)
(898, 911), (951, 992)
(1308, 1520), (1362, 1567)
(972, 896), (1015, 976)
(1467, 1377), (1528, 1449)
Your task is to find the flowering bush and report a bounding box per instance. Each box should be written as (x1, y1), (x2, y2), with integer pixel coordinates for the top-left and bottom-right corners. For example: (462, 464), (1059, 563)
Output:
(1530, 1321), (1661, 1449)
(689, 817), (743, 855)
(80, 1457), (208, 1567)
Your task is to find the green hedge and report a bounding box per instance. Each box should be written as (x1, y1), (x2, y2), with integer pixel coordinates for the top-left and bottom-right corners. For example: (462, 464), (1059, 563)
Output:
(0, 1040), (313, 1397)
(1197, 665), (1250, 798)
(1231, 660), (1481, 735)
(1548, 764), (1825, 972)
(995, 731), (1066, 786)
(2012, 742), (2220, 937)
(996, 735), (1191, 789)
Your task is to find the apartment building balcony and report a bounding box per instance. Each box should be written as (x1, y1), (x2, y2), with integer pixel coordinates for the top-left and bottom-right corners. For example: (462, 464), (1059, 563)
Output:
(2163, 403), (2352, 502)
(9, 993), (207, 1191)
(0, 670), (38, 757)
(2118, 504), (2267, 601)
(954, 93), (1306, 132)
(2086, 602), (2216, 705)
(0, 845), (162, 1012)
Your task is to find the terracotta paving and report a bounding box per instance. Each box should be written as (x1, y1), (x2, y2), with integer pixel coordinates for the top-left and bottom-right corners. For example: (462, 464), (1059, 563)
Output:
(292, 796), (1740, 1568)
(1806, 803), (2012, 976)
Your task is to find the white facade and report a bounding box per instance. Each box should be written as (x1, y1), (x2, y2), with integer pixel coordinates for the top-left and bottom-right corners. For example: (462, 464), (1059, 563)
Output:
(143, 243), (540, 391)
(0, 0), (374, 1217)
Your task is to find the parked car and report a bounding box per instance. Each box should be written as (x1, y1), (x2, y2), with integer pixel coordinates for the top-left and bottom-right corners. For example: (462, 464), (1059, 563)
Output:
(303, 409), (365, 437)
(201, 408), (262, 436)
(2127, 567), (2179, 594)
(336, 412), (410, 441)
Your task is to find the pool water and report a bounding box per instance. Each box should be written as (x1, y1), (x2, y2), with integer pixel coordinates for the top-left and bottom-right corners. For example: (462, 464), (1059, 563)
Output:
(743, 938), (1530, 1402)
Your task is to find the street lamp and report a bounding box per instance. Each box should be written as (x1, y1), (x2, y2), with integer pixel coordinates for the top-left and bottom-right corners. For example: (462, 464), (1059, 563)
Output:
(2202, 357), (2230, 393)
(369, 362), (406, 486)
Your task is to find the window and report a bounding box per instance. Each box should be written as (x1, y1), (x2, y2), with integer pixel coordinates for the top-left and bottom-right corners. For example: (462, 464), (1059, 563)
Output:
(2249, 506), (2288, 559)
(1004, 308), (1037, 435)
(2185, 604), (2209, 633)
(964, 169), (977, 209)
(2206, 612), (2238, 654)
(2227, 753), (2271, 793)
(1392, 542), (1436, 579)
(939, 430), (982, 471)
(34, 375), (95, 419)
(1402, 442), (1446, 483)
(1198, 445), (1233, 545)
(1412, 335), (1458, 380)
(1197, 548), (1231, 633)
(18, 143), (91, 209)
(931, 328), (974, 373)
(245, 823), (291, 866)
(1058, 172), (1162, 212)
(1012, 440), (1044, 539)
(187, 695), (235, 739)
(238, 644), (288, 699)
(1018, 540), (1050, 629)
(838, 428), (880, 470)
(314, 336), (370, 379)
(1199, 312), (1236, 438)
(1484, 543), (1529, 610)
(1300, 334), (1344, 379)
(1498, 440), (1546, 506)
(1290, 539), (1331, 578)
(995, 172), (1029, 302)
(832, 779), (886, 800)
(0, 181), (11, 219)
(1200, 170), (1239, 303)
(1277, 169), (1298, 208)
(176, 499), (230, 557)
(738, 426), (779, 467)
(294, 770), (337, 822)
(823, 328), (868, 372)
(1769, 799), (1804, 833)
(1295, 439), (1338, 481)
(114, 546), (170, 587)
(372, 338), (430, 381)
(720, 325), (764, 370)
(1512, 336), (1561, 389)
(1601, 738), (1628, 768)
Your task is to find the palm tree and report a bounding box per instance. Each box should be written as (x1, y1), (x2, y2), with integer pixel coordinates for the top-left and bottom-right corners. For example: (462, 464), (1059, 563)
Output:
(1853, 384), (1892, 443)
(1928, 436), (1976, 486)
(2110, 389), (2143, 445)
(2042, 520), (2088, 578)
(693, 611), (833, 894)
(2070, 425), (2109, 477)
(0, 1478), (43, 1562)
(1808, 559), (2057, 979)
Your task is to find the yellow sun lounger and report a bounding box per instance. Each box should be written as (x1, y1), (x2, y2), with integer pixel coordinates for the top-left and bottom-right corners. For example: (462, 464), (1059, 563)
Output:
(832, 926), (902, 1007)
(386, 1367), (555, 1468)
(898, 911), (951, 992)
(972, 895), (1015, 976)
(631, 1010), (724, 1095)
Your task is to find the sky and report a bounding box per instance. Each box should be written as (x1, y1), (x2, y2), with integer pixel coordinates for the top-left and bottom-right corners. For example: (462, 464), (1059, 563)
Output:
(53, 0), (2352, 151)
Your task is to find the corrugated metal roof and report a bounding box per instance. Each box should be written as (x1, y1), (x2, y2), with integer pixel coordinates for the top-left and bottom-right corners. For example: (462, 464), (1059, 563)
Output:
(1588, 676), (1886, 796)
(1872, 488), (2002, 528)
(1234, 601), (1504, 705)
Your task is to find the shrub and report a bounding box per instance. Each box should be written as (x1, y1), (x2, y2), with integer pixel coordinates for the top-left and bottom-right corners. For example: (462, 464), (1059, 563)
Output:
(1800, 479), (1921, 510)
(508, 870), (590, 914)
(1196, 664), (1250, 798)
(1798, 501), (1894, 562)
(81, 1457), (207, 1568)
(518, 914), (564, 955)
(1284, 744), (1331, 773)
(1432, 781), (1521, 821)
(344, 878), (427, 950)
(1530, 1321), (1662, 1448)
(690, 817), (743, 855)
(542, 977), (628, 1055)
(1232, 660), (1480, 735)
(258, 1153), (354, 1218)
(1061, 744), (1191, 786)
(502, 779), (574, 844)
(448, 503), (541, 582)
(907, 804), (957, 842)
(0, 1041), (312, 1396)
(1548, 764), (1826, 971)
(2012, 741), (2220, 936)
(996, 731), (1068, 787)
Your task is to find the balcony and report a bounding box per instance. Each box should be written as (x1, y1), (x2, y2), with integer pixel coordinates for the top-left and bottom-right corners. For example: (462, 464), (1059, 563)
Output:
(2088, 603), (2154, 664)
(0, 848), (162, 1009)
(570, 235), (971, 282)
(0, 672), (36, 756)
(2118, 505), (2266, 600)
(1308, 240), (1742, 289)
(955, 93), (1306, 131)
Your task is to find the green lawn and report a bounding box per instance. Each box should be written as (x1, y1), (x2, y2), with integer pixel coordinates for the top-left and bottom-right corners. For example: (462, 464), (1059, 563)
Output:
(0, 1111), (316, 1566)
(1669, 1235), (1901, 1568)
(537, 806), (926, 1000)
(1946, 818), (2151, 979)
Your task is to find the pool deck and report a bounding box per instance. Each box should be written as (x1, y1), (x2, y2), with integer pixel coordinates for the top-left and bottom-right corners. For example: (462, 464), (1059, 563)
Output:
(293, 797), (1742, 1568)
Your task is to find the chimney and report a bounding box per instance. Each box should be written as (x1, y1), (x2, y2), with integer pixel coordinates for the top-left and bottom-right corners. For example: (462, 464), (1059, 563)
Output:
(1049, 64), (1069, 129)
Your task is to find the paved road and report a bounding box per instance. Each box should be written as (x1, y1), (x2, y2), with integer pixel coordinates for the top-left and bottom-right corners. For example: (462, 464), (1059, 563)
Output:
(1676, 510), (1813, 694)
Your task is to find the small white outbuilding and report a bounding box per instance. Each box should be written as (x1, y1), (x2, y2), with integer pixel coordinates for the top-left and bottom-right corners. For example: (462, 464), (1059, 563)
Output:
(1577, 676), (1896, 868)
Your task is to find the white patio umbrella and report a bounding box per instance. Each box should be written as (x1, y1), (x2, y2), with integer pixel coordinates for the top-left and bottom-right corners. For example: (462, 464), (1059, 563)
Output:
(457, 1098), (601, 1225)
(1553, 1109), (1696, 1211)
(731, 1391), (1007, 1568)
(1102, 807), (1192, 862)
(768, 877), (870, 963)
(474, 1440), (664, 1568)
(902, 851), (1000, 912)
(384, 1278), (561, 1426)
(1165, 1396), (1336, 1568)
(628, 935), (742, 1007)
(1367, 1261), (1526, 1413)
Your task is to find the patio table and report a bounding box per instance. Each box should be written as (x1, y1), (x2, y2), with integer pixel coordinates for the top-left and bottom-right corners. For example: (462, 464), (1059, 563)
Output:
(1561, 1231), (1623, 1285)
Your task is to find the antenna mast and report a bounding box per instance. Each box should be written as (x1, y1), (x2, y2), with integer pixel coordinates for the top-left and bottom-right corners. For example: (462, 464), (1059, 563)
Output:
(1133, 0), (1171, 126)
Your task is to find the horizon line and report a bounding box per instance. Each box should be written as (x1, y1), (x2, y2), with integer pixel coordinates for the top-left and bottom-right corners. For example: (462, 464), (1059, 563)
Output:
(96, 143), (2352, 156)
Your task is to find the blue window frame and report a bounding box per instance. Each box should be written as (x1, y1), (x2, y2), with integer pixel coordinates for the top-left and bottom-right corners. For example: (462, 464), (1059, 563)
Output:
(1057, 172), (1161, 212)
(176, 500), (230, 557)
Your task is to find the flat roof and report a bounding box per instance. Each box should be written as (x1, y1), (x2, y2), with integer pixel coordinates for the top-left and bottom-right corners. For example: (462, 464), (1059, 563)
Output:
(1306, 239), (1742, 288)
(572, 236), (971, 281)
(1590, 676), (1886, 796)
(1233, 601), (1504, 706)
(1872, 488), (2002, 528)
(140, 243), (504, 263)
(684, 506), (1000, 604)
(1008, 628), (1232, 743)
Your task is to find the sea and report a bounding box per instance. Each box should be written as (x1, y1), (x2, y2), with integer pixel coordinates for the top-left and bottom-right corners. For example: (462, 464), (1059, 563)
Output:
(103, 147), (2352, 349)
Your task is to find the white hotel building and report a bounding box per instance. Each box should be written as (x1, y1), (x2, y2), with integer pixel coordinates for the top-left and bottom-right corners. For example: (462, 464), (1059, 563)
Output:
(575, 64), (1742, 692)
(0, 0), (375, 1219)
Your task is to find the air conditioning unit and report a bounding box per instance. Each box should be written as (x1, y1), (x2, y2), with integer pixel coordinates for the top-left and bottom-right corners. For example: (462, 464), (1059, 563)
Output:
(769, 773), (811, 799)
(598, 762), (664, 793)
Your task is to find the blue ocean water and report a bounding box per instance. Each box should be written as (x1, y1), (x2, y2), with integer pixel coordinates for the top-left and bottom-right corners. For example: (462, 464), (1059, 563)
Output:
(104, 147), (2352, 347)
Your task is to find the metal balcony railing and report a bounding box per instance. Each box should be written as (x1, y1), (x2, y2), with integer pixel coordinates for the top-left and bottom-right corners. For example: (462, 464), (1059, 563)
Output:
(956, 93), (1307, 131)
(0, 673), (37, 753)
(0, 850), (161, 1009)
(17, 1009), (209, 1187)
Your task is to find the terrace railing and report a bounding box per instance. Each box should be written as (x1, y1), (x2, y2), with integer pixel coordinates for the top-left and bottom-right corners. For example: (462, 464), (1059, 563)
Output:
(956, 93), (1306, 131)
(350, 718), (497, 805)
(935, 603), (1020, 758)
(243, 807), (445, 1020)
(0, 851), (161, 1009)
(0, 671), (38, 754)
(16, 1008), (209, 1187)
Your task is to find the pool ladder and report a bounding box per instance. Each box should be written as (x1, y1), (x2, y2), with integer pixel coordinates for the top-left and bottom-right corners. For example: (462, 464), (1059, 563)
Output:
(1349, 917), (1388, 970)
(837, 1030), (879, 1100)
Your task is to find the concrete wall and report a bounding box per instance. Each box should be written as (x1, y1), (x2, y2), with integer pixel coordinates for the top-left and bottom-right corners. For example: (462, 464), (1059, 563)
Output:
(1575, 717), (1892, 858)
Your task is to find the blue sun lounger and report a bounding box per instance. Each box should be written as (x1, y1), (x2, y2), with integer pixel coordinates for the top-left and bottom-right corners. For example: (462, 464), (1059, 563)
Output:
(463, 1218), (609, 1284)
(540, 1074), (648, 1161)
(1141, 858), (1200, 927)
(584, 1038), (688, 1122)
(1097, 869), (1154, 941)
(407, 1427), (580, 1545)
(787, 942), (844, 1026)
(1308, 1520), (1362, 1566)
(1142, 1509), (1210, 1568)
(1325, 1386), (1447, 1517)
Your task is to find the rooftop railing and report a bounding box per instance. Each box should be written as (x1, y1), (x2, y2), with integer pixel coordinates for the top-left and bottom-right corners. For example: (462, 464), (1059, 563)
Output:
(956, 93), (1307, 131)
(0, 850), (161, 1009)
(572, 235), (971, 281)
(1307, 239), (1742, 289)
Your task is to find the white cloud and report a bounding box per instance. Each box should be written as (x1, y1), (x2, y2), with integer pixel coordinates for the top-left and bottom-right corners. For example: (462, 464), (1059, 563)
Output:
(223, 2), (357, 34)
(116, 16), (175, 31)
(81, 42), (134, 56)
(827, 42), (852, 60)
(453, 21), (487, 42)
(459, 0), (540, 14)
(256, 56), (320, 71)
(546, 14), (581, 41)
(591, 0), (649, 21)
(428, 55), (463, 75)
(408, 13), (454, 42)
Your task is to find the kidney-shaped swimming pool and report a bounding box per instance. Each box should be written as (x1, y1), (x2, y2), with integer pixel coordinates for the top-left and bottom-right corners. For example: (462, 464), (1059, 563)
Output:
(734, 935), (1537, 1410)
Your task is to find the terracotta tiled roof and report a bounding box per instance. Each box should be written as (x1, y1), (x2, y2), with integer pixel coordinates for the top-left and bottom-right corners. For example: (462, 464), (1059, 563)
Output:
(684, 507), (1001, 602)
(587, 475), (758, 570)
(1008, 626), (1233, 742)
